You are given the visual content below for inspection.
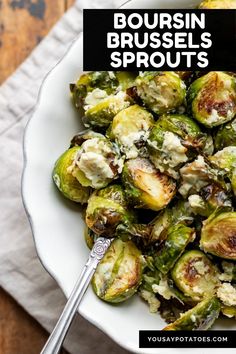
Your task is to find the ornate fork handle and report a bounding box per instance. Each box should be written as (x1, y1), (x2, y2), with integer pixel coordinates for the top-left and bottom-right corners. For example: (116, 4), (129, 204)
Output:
(40, 237), (113, 354)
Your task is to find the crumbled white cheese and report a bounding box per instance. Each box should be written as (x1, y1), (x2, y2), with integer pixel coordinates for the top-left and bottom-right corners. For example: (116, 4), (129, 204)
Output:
(219, 261), (235, 282)
(207, 109), (220, 124)
(140, 289), (160, 313)
(188, 194), (205, 212)
(194, 260), (208, 275)
(190, 314), (196, 323)
(179, 155), (210, 197)
(162, 132), (188, 166)
(76, 138), (123, 188)
(152, 279), (173, 300)
(84, 88), (108, 110)
(217, 283), (236, 306)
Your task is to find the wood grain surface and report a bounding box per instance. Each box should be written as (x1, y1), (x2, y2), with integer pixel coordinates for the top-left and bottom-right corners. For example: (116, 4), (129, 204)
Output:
(0, 1), (74, 353)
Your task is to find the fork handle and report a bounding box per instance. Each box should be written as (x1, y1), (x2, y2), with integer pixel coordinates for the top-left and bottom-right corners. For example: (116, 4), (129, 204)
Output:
(40, 237), (113, 354)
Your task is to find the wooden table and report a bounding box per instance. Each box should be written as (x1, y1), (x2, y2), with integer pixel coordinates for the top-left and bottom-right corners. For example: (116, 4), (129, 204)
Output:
(0, 1), (74, 353)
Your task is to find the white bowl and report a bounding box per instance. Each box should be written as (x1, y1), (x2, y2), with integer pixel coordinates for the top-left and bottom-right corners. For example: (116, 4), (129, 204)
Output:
(22, 1), (236, 353)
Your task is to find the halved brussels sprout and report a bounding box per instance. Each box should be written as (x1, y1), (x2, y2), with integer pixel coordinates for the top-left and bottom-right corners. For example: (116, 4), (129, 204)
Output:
(178, 155), (226, 197)
(82, 92), (130, 129)
(154, 224), (195, 274)
(122, 157), (176, 211)
(109, 105), (154, 159)
(70, 71), (118, 109)
(201, 212), (236, 260)
(136, 72), (186, 115)
(72, 137), (123, 189)
(199, 0), (236, 8)
(214, 118), (236, 150)
(150, 199), (194, 243)
(187, 72), (236, 128)
(188, 184), (233, 217)
(163, 297), (221, 330)
(92, 238), (142, 303)
(221, 306), (236, 318)
(85, 184), (136, 236)
(148, 114), (207, 178)
(52, 147), (90, 204)
(172, 250), (219, 301)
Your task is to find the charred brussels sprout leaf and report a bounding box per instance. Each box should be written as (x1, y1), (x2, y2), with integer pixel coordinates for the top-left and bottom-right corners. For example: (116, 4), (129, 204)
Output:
(172, 250), (219, 301)
(122, 157), (176, 211)
(92, 239), (142, 303)
(148, 114), (207, 178)
(187, 72), (236, 128)
(199, 0), (236, 8)
(70, 71), (118, 109)
(72, 137), (124, 189)
(163, 297), (221, 330)
(109, 105), (154, 159)
(52, 147), (90, 204)
(83, 92), (130, 129)
(214, 118), (236, 150)
(85, 185), (136, 237)
(154, 224), (195, 274)
(136, 72), (186, 115)
(201, 212), (236, 260)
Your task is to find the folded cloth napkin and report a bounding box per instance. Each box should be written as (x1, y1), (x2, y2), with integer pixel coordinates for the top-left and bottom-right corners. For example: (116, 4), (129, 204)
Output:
(0, 0), (130, 353)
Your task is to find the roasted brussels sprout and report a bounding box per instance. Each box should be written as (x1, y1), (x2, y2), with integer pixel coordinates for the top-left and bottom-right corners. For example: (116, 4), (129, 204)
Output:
(210, 146), (236, 195)
(83, 92), (131, 129)
(70, 71), (118, 109)
(201, 211), (236, 260)
(188, 184), (232, 217)
(92, 238), (142, 303)
(85, 185), (136, 236)
(148, 114), (207, 178)
(52, 147), (90, 203)
(163, 297), (221, 330)
(187, 72), (236, 128)
(122, 157), (176, 211)
(214, 118), (236, 150)
(154, 224), (195, 274)
(199, 0), (236, 8)
(84, 226), (98, 249)
(109, 105), (154, 159)
(136, 72), (186, 115)
(71, 137), (124, 189)
(178, 155), (226, 197)
(172, 250), (219, 301)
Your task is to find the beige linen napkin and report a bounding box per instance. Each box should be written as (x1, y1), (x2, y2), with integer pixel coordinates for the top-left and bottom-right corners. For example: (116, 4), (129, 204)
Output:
(0, 0), (129, 353)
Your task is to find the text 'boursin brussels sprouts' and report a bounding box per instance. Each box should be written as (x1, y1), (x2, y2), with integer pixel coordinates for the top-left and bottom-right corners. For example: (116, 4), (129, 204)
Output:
(107, 12), (212, 69)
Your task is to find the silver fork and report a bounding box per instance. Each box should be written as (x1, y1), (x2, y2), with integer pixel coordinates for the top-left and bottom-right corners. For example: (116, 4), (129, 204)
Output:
(40, 237), (113, 354)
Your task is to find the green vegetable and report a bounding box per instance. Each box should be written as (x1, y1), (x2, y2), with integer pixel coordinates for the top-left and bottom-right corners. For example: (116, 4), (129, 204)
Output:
(85, 185), (136, 237)
(200, 211), (236, 260)
(148, 114), (207, 178)
(122, 157), (176, 211)
(154, 224), (195, 274)
(214, 118), (236, 150)
(52, 147), (90, 204)
(136, 72), (186, 115)
(172, 250), (219, 301)
(109, 104), (154, 159)
(92, 239), (142, 303)
(83, 93), (130, 129)
(187, 72), (236, 128)
(163, 297), (221, 330)
(72, 137), (124, 189)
